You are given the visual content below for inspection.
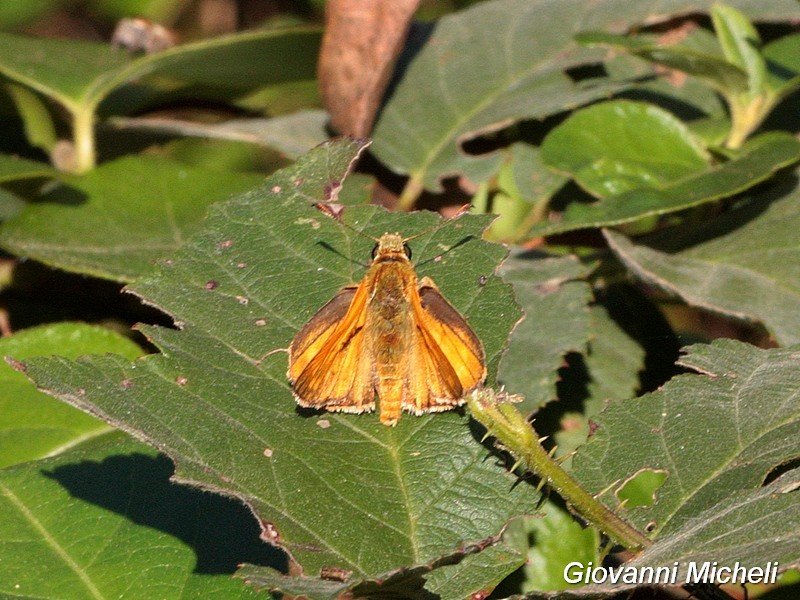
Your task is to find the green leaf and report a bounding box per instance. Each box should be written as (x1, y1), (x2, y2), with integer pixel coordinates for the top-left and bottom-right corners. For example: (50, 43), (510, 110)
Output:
(0, 433), (267, 599)
(4, 82), (58, 153)
(576, 31), (751, 95)
(718, 0), (800, 20)
(371, 0), (800, 198)
(541, 100), (710, 198)
(572, 340), (800, 579)
(599, 27), (731, 136)
(711, 3), (766, 96)
(603, 175), (800, 345)
(486, 143), (568, 241)
(337, 173), (378, 207)
(103, 27), (321, 112)
(0, 322), (142, 468)
(0, 28), (320, 114)
(21, 139), (536, 596)
(237, 568), (351, 599)
(371, 0), (657, 195)
(763, 33), (800, 98)
(94, 0), (184, 23)
(505, 144), (569, 206)
(616, 469), (668, 508)
(552, 303), (647, 462)
(424, 539), (526, 599)
(583, 304), (645, 405)
(0, 32), (131, 111)
(0, 154), (57, 183)
(531, 132), (800, 236)
(0, 155), (264, 282)
(0, 28), (320, 172)
(0, 188), (25, 221)
(110, 109), (331, 159)
(519, 502), (600, 592)
(239, 535), (522, 600)
(233, 79), (322, 115)
(497, 254), (594, 413)
(0, 0), (51, 29)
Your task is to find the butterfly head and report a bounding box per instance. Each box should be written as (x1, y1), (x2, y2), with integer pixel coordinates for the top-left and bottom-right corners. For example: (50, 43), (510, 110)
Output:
(372, 232), (412, 261)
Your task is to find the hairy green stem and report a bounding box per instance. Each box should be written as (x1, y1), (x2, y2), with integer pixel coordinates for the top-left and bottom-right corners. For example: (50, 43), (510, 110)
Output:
(467, 389), (652, 552)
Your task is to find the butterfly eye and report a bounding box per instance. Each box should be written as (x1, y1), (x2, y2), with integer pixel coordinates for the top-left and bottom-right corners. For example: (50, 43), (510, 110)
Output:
(403, 244), (412, 259)
(371, 243), (379, 259)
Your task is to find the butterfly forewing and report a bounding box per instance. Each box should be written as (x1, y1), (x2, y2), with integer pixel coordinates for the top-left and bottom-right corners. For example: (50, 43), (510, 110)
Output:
(288, 283), (376, 413)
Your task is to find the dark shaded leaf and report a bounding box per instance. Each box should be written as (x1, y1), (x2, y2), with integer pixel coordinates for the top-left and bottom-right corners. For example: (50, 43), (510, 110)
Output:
(497, 254), (593, 413)
(0, 155), (264, 282)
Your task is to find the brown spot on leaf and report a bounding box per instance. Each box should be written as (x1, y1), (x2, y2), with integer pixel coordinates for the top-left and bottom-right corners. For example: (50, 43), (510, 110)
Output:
(536, 278), (564, 294)
(5, 357), (26, 373)
(261, 520), (281, 544)
(323, 180), (341, 201)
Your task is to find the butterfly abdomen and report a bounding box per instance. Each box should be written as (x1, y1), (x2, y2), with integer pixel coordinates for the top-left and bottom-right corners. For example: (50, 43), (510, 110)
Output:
(365, 259), (417, 425)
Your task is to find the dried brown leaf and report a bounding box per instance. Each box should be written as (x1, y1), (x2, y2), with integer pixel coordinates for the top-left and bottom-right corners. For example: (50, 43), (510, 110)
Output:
(319, 0), (420, 136)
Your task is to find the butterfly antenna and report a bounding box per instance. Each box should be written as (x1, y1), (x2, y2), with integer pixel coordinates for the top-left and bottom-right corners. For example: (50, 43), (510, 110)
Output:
(315, 203), (380, 243)
(403, 204), (473, 243)
(315, 203), (472, 243)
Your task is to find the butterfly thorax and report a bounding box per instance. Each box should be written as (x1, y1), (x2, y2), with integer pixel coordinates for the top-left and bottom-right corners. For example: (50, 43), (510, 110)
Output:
(368, 232), (415, 323)
(366, 259), (416, 347)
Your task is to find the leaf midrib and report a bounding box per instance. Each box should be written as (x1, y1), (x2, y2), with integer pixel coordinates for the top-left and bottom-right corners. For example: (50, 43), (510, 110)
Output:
(1, 480), (107, 599)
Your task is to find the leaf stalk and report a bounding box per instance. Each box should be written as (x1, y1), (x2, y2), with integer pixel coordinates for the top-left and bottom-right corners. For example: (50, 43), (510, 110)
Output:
(72, 107), (96, 173)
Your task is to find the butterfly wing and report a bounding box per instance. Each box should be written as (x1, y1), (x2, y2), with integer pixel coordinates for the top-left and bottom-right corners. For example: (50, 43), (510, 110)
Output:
(403, 277), (486, 414)
(288, 282), (375, 413)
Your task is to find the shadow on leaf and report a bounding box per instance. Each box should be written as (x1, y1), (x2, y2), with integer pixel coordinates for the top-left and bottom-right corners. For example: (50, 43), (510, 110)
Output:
(44, 452), (287, 575)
